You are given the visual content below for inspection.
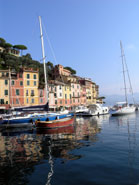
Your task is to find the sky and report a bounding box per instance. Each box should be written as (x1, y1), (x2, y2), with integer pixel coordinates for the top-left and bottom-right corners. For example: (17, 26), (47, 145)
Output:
(1, 0), (139, 96)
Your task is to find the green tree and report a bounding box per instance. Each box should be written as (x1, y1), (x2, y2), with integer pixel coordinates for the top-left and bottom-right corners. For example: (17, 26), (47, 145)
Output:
(0, 38), (6, 47)
(4, 43), (13, 49)
(13, 45), (27, 56)
(64, 66), (76, 74)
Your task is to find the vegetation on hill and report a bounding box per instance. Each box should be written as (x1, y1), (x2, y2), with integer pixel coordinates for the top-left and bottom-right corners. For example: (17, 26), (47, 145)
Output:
(0, 37), (76, 87)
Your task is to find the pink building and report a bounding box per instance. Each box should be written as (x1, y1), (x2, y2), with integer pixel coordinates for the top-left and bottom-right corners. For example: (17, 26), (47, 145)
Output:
(71, 83), (81, 108)
(80, 85), (87, 105)
(10, 71), (24, 107)
(38, 88), (46, 105)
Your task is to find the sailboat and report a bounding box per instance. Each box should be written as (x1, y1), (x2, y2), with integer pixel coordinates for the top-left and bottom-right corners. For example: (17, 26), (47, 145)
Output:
(110, 41), (136, 116)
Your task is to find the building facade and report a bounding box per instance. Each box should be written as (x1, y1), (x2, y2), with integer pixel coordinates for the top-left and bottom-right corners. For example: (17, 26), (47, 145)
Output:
(0, 70), (10, 109)
(23, 68), (39, 106)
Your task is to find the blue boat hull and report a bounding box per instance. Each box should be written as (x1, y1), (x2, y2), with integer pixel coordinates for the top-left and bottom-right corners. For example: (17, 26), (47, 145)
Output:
(0, 113), (74, 128)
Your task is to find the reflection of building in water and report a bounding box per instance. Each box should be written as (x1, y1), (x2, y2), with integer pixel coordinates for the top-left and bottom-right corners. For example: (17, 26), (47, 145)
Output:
(75, 117), (102, 141)
(0, 116), (106, 184)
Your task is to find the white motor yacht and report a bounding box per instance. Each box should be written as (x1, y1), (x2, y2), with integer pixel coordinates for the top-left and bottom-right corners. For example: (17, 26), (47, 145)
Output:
(89, 104), (109, 116)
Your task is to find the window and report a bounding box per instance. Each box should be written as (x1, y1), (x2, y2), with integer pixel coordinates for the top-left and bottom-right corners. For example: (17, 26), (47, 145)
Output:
(16, 89), (20, 95)
(65, 94), (67, 99)
(59, 86), (61, 89)
(11, 80), (15, 85)
(27, 74), (30, 79)
(60, 100), (62, 104)
(31, 90), (34, 96)
(40, 90), (43, 97)
(40, 98), (43, 103)
(16, 99), (19, 104)
(6, 101), (8, 104)
(60, 93), (62, 97)
(65, 100), (67, 104)
(50, 86), (53, 92)
(65, 86), (66, 91)
(34, 81), (36, 86)
(55, 100), (57, 104)
(54, 93), (57, 98)
(20, 81), (23, 86)
(0, 99), (4, 104)
(26, 90), (28, 96)
(19, 73), (22, 78)
(70, 94), (72, 99)
(31, 98), (34, 104)
(2, 72), (4, 77)
(6, 73), (9, 77)
(27, 81), (30, 85)
(33, 74), (36, 79)
(4, 90), (8, 95)
(5, 80), (8, 85)
(26, 98), (28, 103)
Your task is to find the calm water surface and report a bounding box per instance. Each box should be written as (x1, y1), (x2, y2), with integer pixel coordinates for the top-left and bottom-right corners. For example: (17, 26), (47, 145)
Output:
(0, 112), (139, 185)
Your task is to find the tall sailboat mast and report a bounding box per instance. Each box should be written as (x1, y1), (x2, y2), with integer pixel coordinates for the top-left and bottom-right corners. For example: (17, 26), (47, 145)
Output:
(120, 41), (128, 104)
(39, 16), (48, 103)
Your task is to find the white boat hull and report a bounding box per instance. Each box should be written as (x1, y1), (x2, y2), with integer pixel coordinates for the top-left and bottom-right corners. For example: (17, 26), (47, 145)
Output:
(110, 106), (135, 116)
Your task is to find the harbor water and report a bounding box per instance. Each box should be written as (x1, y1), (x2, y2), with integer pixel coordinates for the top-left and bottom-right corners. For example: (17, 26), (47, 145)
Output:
(0, 112), (139, 185)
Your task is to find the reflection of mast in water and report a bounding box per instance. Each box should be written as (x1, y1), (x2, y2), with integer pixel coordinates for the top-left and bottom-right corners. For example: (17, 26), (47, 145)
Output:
(46, 139), (54, 185)
(127, 118), (137, 180)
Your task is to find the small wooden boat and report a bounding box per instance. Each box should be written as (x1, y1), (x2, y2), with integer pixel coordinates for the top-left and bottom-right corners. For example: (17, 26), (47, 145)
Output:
(35, 116), (74, 129)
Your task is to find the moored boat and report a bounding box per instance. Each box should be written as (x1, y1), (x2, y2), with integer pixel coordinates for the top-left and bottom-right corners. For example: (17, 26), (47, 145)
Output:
(110, 41), (135, 116)
(75, 104), (109, 117)
(35, 116), (75, 129)
(110, 102), (135, 116)
(88, 104), (109, 116)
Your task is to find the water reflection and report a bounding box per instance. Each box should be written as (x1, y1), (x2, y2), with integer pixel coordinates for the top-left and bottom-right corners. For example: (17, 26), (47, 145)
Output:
(109, 113), (138, 183)
(0, 116), (103, 185)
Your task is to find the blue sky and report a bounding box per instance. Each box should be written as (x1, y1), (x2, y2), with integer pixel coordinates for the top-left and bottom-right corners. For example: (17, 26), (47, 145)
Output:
(1, 0), (139, 96)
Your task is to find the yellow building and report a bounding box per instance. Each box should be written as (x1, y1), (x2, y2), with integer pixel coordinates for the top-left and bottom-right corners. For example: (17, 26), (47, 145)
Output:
(63, 83), (72, 109)
(0, 70), (10, 107)
(23, 68), (39, 106)
(92, 82), (97, 104)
